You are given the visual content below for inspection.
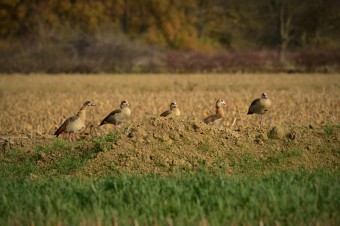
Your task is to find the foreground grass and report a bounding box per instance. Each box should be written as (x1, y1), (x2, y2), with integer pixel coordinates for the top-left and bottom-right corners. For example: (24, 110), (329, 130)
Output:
(0, 171), (339, 225)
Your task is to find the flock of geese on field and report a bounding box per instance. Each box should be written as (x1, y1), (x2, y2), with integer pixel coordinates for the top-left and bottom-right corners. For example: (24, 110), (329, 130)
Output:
(54, 93), (271, 141)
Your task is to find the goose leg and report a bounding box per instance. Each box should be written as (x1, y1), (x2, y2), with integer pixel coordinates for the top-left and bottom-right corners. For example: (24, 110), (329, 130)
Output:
(260, 115), (263, 127)
(69, 133), (76, 142)
(68, 133), (73, 141)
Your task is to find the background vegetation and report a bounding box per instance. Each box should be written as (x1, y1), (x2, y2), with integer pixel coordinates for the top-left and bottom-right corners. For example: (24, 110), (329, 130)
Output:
(1, 0), (340, 73)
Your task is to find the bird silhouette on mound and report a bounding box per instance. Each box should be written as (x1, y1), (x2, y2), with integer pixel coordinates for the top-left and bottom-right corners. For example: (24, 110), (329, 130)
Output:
(99, 100), (131, 130)
(247, 92), (272, 127)
(54, 100), (95, 141)
(204, 99), (226, 126)
(160, 102), (180, 118)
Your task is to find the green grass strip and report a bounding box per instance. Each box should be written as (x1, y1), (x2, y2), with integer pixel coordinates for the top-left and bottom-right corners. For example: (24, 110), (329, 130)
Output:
(0, 171), (339, 225)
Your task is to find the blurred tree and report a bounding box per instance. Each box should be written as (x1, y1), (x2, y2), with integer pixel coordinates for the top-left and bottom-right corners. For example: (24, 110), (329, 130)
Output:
(0, 0), (31, 38)
(0, 0), (339, 51)
(144, 0), (199, 49)
(253, 0), (340, 62)
(272, 0), (304, 62)
(294, 0), (340, 48)
(194, 0), (234, 48)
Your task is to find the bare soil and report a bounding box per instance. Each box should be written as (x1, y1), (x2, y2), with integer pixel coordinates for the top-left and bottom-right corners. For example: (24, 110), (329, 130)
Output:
(0, 74), (339, 176)
(2, 117), (338, 177)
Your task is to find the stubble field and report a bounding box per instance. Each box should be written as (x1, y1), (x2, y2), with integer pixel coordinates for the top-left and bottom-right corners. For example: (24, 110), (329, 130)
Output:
(0, 74), (339, 225)
(0, 73), (339, 175)
(0, 74), (339, 137)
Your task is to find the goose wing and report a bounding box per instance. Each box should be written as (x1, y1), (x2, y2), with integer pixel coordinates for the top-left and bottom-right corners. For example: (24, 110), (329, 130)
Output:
(204, 114), (221, 124)
(247, 98), (260, 114)
(160, 110), (171, 117)
(54, 115), (78, 136)
(99, 109), (121, 126)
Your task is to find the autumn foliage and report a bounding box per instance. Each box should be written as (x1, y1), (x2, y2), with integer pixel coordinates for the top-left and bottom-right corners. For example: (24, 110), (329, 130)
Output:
(0, 0), (339, 73)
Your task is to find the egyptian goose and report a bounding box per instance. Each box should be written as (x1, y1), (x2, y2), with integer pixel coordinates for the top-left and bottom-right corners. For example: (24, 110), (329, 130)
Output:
(204, 99), (226, 125)
(54, 100), (95, 141)
(247, 92), (272, 127)
(160, 102), (180, 117)
(99, 100), (131, 130)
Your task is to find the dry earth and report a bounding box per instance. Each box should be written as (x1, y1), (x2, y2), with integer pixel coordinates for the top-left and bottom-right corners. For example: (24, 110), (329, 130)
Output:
(0, 74), (339, 175)
(81, 117), (339, 176)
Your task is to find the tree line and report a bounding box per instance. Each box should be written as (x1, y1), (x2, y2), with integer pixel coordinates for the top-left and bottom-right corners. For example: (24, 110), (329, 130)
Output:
(0, 0), (339, 73)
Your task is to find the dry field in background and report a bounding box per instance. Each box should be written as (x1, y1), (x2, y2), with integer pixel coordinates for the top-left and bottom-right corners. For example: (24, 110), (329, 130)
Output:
(0, 73), (339, 176)
(0, 74), (339, 137)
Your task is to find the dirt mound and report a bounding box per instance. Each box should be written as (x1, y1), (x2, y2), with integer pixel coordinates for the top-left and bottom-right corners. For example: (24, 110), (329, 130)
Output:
(81, 117), (339, 176)
(1, 135), (51, 154)
(1, 117), (338, 177)
(126, 116), (239, 145)
(84, 117), (238, 176)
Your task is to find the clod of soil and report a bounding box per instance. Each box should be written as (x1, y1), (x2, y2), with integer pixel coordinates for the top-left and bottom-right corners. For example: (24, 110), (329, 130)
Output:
(268, 126), (285, 139)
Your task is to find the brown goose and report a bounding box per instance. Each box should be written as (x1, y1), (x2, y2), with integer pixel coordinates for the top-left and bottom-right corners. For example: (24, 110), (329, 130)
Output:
(204, 99), (226, 125)
(160, 102), (180, 118)
(247, 92), (272, 127)
(54, 100), (95, 141)
(99, 100), (131, 130)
